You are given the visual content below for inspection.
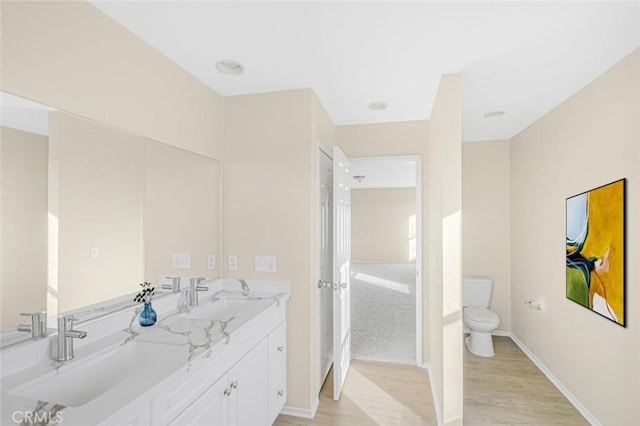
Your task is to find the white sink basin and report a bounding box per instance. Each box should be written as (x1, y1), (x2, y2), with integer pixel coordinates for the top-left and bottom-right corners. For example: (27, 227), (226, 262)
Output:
(192, 296), (271, 321)
(10, 341), (174, 407)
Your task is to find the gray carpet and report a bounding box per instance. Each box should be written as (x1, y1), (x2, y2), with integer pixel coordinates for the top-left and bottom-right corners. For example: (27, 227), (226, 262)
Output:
(351, 262), (416, 365)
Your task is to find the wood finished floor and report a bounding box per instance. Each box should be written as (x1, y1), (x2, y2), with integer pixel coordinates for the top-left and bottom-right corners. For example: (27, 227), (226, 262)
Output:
(464, 336), (587, 425)
(274, 359), (436, 425)
(275, 337), (587, 425)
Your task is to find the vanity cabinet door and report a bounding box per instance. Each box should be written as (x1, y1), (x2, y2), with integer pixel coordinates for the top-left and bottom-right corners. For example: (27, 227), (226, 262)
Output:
(268, 321), (287, 423)
(228, 339), (269, 426)
(169, 373), (229, 426)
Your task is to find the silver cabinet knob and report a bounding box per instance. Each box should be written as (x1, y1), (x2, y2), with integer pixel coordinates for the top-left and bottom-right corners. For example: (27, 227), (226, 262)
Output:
(231, 380), (238, 389)
(224, 388), (232, 396)
(277, 345), (284, 352)
(277, 390), (284, 397)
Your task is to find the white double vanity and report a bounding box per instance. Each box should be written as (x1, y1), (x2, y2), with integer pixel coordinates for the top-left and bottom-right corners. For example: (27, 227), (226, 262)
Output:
(0, 279), (290, 426)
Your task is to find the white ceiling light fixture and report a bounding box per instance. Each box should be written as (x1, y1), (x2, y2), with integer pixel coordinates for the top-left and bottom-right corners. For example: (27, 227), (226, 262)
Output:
(368, 101), (388, 111)
(353, 175), (366, 183)
(216, 59), (244, 75)
(483, 111), (505, 119)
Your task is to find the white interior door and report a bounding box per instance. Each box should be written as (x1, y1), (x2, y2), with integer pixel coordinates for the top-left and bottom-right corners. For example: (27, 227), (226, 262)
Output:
(332, 146), (352, 400)
(318, 149), (334, 387)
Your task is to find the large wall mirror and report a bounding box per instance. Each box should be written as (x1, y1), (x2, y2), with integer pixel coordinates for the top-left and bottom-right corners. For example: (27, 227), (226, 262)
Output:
(0, 91), (221, 339)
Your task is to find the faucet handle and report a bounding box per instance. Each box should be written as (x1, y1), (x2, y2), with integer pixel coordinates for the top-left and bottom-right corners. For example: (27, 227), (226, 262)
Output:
(162, 276), (181, 293)
(18, 312), (48, 339)
(190, 277), (208, 292)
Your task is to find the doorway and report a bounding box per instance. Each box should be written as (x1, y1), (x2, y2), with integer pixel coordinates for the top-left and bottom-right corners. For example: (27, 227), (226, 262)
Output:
(317, 151), (423, 399)
(349, 157), (421, 366)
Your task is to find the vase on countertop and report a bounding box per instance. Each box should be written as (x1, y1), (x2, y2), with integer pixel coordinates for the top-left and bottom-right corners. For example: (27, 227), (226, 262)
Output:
(139, 302), (157, 326)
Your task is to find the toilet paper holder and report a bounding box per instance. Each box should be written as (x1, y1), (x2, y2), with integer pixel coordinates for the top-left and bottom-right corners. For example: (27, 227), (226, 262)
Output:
(524, 300), (541, 310)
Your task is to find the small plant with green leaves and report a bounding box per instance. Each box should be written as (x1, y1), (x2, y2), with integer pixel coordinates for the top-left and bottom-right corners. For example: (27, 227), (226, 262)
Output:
(134, 282), (155, 304)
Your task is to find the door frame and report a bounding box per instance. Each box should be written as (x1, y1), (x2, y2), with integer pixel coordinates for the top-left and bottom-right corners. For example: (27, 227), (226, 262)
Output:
(348, 155), (423, 366)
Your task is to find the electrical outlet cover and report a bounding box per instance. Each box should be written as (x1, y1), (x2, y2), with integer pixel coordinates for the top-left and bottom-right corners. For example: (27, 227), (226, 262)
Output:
(228, 255), (238, 271)
(255, 255), (277, 273)
(172, 253), (191, 269)
(208, 255), (217, 269)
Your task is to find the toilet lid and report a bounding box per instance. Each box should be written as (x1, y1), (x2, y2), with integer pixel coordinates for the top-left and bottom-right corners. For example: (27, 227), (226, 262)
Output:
(464, 306), (499, 323)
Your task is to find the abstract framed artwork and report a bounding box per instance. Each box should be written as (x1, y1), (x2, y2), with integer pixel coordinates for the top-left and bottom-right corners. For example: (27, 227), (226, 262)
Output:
(566, 178), (626, 327)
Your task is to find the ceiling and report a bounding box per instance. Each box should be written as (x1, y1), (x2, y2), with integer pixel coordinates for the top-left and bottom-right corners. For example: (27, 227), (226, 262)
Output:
(92, 1), (639, 142)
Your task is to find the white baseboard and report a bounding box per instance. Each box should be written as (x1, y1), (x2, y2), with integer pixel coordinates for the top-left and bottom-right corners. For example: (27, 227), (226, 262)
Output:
(421, 362), (443, 426)
(510, 334), (601, 426)
(281, 396), (320, 419)
(462, 327), (512, 337)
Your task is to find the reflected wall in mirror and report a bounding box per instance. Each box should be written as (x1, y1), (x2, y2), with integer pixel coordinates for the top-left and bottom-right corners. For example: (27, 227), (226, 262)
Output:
(0, 91), (221, 334)
(1, 93), (51, 328)
(50, 111), (145, 314)
(144, 140), (221, 281)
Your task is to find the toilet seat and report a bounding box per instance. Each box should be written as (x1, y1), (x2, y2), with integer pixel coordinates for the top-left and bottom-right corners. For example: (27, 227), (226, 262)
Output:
(464, 306), (499, 323)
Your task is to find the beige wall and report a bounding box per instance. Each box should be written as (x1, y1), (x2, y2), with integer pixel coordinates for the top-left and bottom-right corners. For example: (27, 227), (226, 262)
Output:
(1, 1), (223, 160)
(337, 120), (429, 157)
(426, 74), (463, 425)
(50, 112), (145, 313)
(143, 140), (222, 283)
(351, 188), (417, 262)
(510, 49), (639, 424)
(0, 126), (48, 328)
(312, 91), (336, 152)
(223, 89), (319, 411)
(462, 140), (511, 332)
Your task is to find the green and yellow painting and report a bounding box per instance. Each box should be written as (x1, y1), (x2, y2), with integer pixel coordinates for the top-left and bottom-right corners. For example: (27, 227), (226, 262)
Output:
(566, 179), (625, 326)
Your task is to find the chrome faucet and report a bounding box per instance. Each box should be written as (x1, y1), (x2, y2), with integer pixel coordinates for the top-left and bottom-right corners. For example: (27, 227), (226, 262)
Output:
(239, 279), (250, 296)
(57, 316), (87, 362)
(188, 277), (209, 306)
(17, 312), (48, 340)
(162, 276), (181, 293)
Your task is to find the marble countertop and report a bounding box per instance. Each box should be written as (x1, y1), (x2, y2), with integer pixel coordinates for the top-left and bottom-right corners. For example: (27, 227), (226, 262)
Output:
(0, 281), (289, 426)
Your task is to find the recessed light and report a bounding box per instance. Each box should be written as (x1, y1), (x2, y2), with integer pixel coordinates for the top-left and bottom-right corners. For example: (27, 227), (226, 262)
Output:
(353, 175), (366, 183)
(368, 101), (388, 111)
(216, 59), (244, 75)
(484, 111), (505, 119)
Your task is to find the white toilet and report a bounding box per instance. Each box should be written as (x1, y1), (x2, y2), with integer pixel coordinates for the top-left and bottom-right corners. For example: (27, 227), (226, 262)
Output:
(462, 276), (500, 357)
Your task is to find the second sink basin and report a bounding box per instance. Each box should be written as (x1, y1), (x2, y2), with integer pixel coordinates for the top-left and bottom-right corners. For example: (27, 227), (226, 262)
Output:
(10, 340), (176, 408)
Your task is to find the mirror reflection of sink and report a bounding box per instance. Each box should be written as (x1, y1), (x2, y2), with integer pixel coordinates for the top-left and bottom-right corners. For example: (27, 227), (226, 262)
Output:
(10, 341), (176, 408)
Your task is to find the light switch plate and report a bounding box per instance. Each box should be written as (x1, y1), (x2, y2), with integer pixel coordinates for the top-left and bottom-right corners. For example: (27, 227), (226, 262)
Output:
(255, 255), (277, 273)
(172, 253), (191, 269)
(228, 255), (238, 271)
(207, 255), (217, 270)
(90, 246), (99, 259)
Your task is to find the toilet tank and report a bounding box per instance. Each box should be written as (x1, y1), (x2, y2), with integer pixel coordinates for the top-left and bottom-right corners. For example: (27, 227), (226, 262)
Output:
(462, 276), (493, 307)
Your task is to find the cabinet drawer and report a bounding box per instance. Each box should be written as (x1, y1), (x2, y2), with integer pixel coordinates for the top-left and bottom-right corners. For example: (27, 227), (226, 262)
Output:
(268, 321), (287, 377)
(154, 368), (225, 425)
(269, 375), (287, 424)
